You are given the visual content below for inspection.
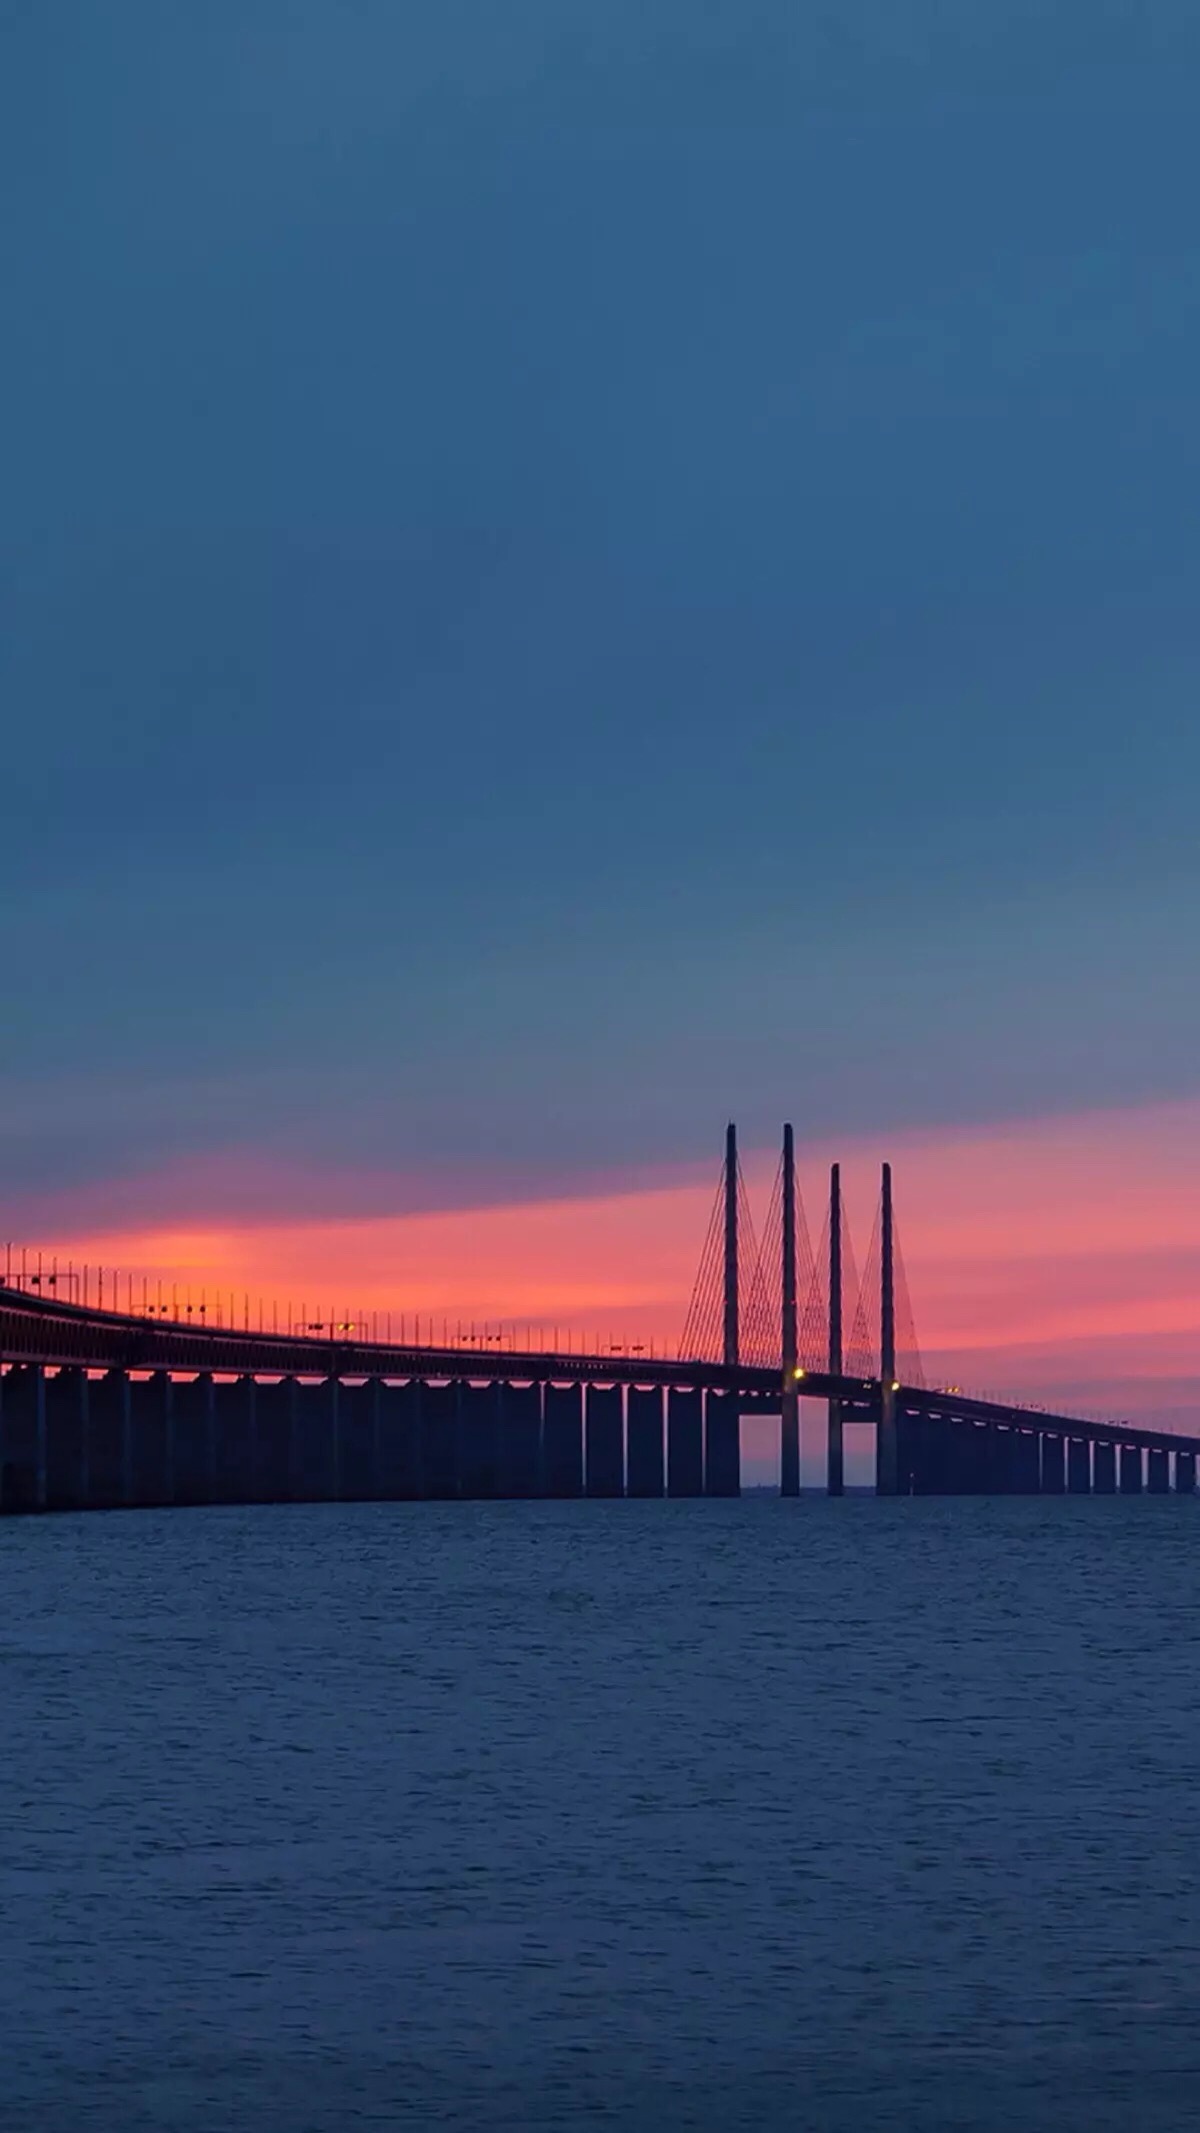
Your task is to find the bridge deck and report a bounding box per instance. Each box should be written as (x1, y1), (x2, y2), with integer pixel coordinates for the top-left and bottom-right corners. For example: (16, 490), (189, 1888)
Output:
(3, 1286), (1198, 1457)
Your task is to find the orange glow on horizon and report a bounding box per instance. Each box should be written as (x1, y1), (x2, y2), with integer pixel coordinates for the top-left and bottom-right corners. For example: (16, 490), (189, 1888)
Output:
(10, 1094), (1200, 1422)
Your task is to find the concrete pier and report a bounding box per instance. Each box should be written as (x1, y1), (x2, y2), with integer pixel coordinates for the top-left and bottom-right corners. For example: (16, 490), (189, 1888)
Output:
(456, 1380), (500, 1498)
(171, 1374), (214, 1504)
(212, 1375), (255, 1504)
(46, 1366), (87, 1510)
(1067, 1437), (1091, 1493)
(1119, 1445), (1143, 1494)
(543, 1383), (583, 1498)
(419, 1382), (458, 1499)
(291, 1378), (339, 1501)
(1041, 1433), (1065, 1495)
(340, 1378), (381, 1502)
(255, 1377), (295, 1501)
(1177, 1449), (1196, 1495)
(0, 1363), (43, 1510)
(377, 1379), (422, 1498)
(626, 1386), (664, 1498)
(1011, 1428), (1041, 1494)
(584, 1385), (624, 1496)
(1147, 1446), (1170, 1494)
(498, 1382), (542, 1497)
(704, 1389), (740, 1496)
(88, 1370), (130, 1508)
(1093, 1440), (1117, 1494)
(667, 1387), (703, 1497)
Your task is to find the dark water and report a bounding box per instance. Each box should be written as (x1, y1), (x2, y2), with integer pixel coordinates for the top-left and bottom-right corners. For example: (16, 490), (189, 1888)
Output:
(3, 1500), (1198, 2132)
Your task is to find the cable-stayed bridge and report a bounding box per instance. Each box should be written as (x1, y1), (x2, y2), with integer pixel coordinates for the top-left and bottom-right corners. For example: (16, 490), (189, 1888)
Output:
(2, 1125), (1197, 1510)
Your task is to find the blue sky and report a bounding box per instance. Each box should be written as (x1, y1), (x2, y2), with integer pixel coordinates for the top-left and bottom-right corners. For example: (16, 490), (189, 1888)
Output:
(3, 2), (1199, 1217)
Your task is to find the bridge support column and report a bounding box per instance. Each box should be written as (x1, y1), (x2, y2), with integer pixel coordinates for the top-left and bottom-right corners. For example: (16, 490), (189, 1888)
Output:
(129, 1371), (172, 1506)
(1147, 1447), (1170, 1494)
(1177, 1449), (1196, 1495)
(340, 1378), (382, 1501)
(377, 1380), (422, 1499)
(457, 1381), (500, 1498)
(45, 1367), (88, 1510)
(211, 1376), (255, 1503)
(876, 1162), (900, 1496)
(172, 1374), (215, 1504)
(627, 1386), (664, 1498)
(779, 1123), (800, 1498)
(826, 1164), (844, 1495)
(1040, 1433), (1065, 1495)
(543, 1383), (583, 1498)
(585, 1385), (623, 1497)
(419, 1381), (458, 1498)
(704, 1389), (739, 1496)
(1119, 1445), (1143, 1494)
(1067, 1438), (1091, 1494)
(667, 1387), (703, 1497)
(0, 1363), (46, 1512)
(499, 1382), (542, 1497)
(1017, 1429), (1042, 1493)
(1093, 1440), (1117, 1494)
(86, 1370), (131, 1509)
(953, 1419), (994, 1492)
(255, 1377), (296, 1501)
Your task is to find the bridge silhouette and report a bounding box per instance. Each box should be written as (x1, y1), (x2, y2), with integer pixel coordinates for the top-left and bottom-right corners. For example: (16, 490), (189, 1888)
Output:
(2, 1124), (1197, 1511)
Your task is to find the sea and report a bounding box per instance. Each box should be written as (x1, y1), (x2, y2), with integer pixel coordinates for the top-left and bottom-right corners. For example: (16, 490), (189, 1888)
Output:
(2, 1497), (1197, 2132)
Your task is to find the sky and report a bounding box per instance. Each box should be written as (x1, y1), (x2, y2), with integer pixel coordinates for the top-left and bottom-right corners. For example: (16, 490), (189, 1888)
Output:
(3, 3), (1199, 1463)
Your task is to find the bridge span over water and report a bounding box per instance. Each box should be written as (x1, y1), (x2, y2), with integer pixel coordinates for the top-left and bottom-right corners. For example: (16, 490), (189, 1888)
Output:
(2, 1126), (1197, 1511)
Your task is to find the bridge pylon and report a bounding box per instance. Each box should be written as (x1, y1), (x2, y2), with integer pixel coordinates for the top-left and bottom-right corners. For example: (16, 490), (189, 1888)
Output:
(780, 1123), (800, 1497)
(723, 1122), (738, 1368)
(877, 1161), (900, 1495)
(827, 1163), (844, 1496)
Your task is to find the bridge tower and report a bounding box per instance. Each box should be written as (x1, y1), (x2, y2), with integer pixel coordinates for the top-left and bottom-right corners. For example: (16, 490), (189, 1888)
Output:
(827, 1163), (844, 1496)
(723, 1121), (738, 1368)
(877, 1160), (900, 1495)
(780, 1122), (800, 1497)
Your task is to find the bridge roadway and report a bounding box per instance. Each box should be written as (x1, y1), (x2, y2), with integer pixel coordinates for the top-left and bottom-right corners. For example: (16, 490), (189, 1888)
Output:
(1, 1285), (1198, 1509)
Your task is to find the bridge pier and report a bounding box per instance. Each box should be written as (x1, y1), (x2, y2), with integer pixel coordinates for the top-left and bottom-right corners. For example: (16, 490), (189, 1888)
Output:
(1093, 1439), (1117, 1494)
(1040, 1433), (1065, 1495)
(1067, 1437), (1091, 1493)
(585, 1385), (624, 1497)
(704, 1389), (740, 1496)
(1147, 1446), (1170, 1494)
(341, 1378), (382, 1501)
(627, 1386), (664, 1497)
(211, 1375), (255, 1503)
(1119, 1445), (1143, 1494)
(1177, 1449), (1197, 1495)
(46, 1366), (88, 1510)
(498, 1382), (542, 1497)
(1012, 1428), (1041, 1493)
(0, 1363), (45, 1511)
(457, 1380), (500, 1498)
(171, 1373), (215, 1504)
(544, 1383), (583, 1498)
(87, 1370), (130, 1509)
(255, 1376), (296, 1500)
(378, 1379), (422, 1498)
(419, 1381), (458, 1498)
(667, 1388), (704, 1498)
(129, 1371), (172, 1507)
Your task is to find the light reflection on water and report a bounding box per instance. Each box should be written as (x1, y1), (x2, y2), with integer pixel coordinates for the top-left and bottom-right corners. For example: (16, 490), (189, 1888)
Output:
(2, 1498), (1198, 2131)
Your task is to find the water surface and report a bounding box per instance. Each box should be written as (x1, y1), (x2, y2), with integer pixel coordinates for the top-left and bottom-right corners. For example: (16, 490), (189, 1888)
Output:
(3, 1499), (1197, 2130)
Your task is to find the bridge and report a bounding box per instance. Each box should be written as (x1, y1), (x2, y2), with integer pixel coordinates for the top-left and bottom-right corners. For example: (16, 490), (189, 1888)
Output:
(2, 1124), (1197, 1511)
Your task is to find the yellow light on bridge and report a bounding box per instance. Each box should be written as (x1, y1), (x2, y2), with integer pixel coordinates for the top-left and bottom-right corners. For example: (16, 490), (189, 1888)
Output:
(792, 1367), (805, 1380)
(891, 1380), (900, 1392)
